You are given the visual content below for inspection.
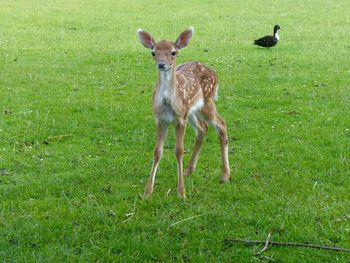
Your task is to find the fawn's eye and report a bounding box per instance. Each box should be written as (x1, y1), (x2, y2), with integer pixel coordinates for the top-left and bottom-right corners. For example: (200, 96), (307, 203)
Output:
(171, 51), (176, 56)
(151, 51), (155, 56)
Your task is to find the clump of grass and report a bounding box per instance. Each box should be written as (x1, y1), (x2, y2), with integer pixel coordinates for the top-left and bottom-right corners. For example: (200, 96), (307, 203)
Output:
(0, 0), (349, 261)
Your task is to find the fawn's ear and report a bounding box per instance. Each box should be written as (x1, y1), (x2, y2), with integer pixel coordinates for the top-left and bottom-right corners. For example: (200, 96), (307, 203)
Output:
(137, 29), (156, 49)
(175, 27), (194, 49)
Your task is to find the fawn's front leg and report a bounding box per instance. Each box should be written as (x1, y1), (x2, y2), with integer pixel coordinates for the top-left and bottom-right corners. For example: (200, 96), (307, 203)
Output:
(175, 120), (187, 199)
(144, 122), (168, 198)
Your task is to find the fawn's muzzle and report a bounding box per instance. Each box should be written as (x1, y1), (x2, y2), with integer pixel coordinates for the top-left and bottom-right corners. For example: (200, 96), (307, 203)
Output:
(157, 62), (166, 70)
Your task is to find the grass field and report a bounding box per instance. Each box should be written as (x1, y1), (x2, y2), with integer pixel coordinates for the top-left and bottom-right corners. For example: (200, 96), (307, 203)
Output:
(1, 0), (350, 261)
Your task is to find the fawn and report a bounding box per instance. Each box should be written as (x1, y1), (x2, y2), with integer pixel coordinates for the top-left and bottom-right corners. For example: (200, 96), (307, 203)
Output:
(137, 27), (230, 198)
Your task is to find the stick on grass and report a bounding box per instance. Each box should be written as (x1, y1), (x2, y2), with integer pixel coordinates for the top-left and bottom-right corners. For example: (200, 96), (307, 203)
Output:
(224, 237), (350, 253)
(256, 232), (272, 255)
(168, 213), (207, 230)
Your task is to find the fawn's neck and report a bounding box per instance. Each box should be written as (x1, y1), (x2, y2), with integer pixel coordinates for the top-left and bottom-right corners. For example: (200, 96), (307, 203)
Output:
(158, 65), (177, 95)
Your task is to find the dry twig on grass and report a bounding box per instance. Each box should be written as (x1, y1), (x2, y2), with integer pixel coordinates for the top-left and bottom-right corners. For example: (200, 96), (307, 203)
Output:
(48, 134), (73, 142)
(167, 213), (207, 230)
(224, 235), (350, 253)
(256, 232), (272, 255)
(121, 197), (138, 224)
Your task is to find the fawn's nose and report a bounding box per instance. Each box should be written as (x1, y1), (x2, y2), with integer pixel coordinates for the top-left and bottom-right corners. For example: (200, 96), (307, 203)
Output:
(157, 62), (166, 70)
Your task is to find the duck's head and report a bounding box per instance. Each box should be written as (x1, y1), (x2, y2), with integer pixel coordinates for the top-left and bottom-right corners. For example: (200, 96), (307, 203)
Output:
(274, 25), (281, 33)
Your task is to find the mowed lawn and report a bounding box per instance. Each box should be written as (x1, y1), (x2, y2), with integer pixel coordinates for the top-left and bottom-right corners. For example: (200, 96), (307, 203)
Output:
(1, 0), (349, 261)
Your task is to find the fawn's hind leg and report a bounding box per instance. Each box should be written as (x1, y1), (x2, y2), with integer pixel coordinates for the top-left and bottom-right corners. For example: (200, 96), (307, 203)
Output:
(185, 116), (208, 176)
(202, 104), (230, 182)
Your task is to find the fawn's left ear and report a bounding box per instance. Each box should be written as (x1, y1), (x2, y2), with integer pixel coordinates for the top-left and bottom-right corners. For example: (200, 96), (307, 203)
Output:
(175, 27), (194, 50)
(137, 29), (156, 49)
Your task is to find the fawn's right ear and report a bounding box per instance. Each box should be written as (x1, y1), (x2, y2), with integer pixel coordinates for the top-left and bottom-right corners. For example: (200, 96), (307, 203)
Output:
(137, 29), (156, 49)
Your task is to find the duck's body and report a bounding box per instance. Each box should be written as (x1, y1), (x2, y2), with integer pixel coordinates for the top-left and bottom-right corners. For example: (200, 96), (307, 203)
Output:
(254, 25), (281, 48)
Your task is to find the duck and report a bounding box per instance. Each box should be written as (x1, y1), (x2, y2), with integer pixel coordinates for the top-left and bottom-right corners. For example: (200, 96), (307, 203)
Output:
(254, 25), (281, 48)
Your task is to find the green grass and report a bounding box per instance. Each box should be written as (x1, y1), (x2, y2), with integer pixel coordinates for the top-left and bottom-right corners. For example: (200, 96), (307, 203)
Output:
(1, 0), (350, 261)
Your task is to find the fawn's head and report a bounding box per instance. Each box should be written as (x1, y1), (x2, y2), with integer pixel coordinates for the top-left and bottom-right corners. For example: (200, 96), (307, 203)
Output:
(137, 27), (194, 71)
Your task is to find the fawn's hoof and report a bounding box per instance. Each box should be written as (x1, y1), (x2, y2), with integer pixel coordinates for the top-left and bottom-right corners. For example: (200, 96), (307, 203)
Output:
(178, 193), (186, 199)
(143, 189), (153, 199)
(177, 188), (186, 199)
(221, 175), (230, 183)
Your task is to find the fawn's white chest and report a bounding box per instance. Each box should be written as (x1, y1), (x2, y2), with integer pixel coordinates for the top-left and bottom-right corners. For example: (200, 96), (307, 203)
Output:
(155, 71), (176, 123)
(154, 70), (204, 124)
